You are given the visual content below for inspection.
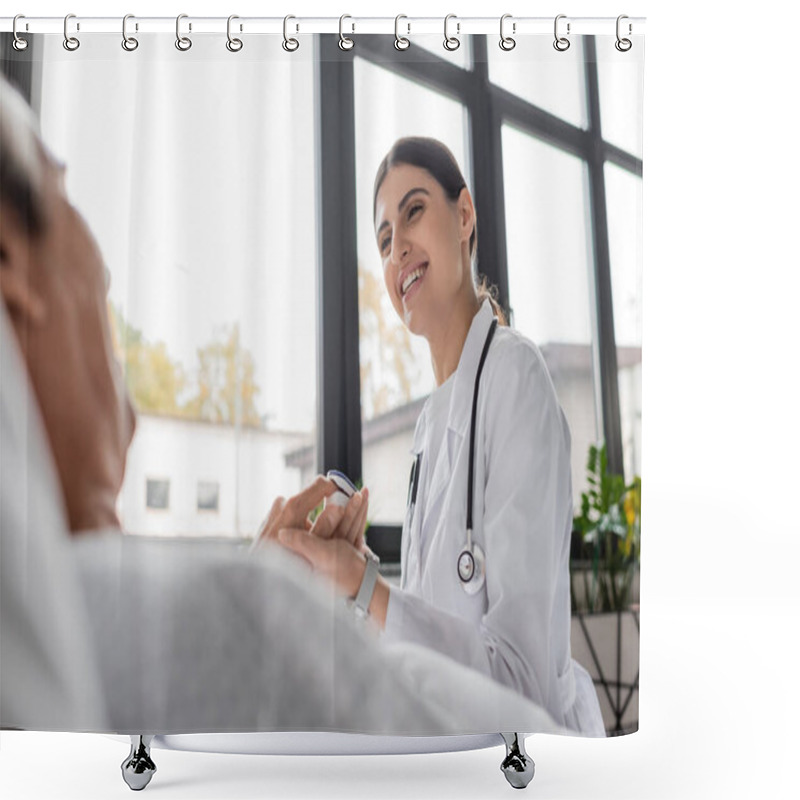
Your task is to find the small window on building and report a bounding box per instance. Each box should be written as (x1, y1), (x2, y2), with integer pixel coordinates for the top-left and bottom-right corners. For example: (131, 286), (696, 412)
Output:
(197, 481), (220, 512)
(146, 478), (170, 510)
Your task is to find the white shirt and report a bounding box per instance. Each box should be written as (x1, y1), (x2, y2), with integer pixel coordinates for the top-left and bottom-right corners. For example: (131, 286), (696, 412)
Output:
(383, 300), (604, 735)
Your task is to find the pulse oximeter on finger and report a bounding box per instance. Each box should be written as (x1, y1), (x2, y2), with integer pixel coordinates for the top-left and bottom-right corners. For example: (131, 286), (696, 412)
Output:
(326, 469), (358, 508)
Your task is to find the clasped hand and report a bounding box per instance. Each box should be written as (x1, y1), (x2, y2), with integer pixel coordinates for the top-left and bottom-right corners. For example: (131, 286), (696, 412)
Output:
(253, 475), (371, 600)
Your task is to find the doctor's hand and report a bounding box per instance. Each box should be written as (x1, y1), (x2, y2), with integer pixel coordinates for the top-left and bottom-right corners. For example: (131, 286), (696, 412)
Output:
(251, 476), (336, 549)
(311, 488), (370, 552)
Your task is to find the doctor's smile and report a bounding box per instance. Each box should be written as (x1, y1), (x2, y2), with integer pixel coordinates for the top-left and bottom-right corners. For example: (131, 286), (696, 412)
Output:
(398, 258), (428, 304)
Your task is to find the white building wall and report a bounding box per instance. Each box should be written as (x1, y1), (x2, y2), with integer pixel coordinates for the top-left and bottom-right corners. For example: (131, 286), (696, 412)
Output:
(119, 415), (308, 538)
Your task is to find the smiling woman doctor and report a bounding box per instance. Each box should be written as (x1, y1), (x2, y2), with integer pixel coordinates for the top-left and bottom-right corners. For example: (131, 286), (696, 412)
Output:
(277, 136), (604, 736)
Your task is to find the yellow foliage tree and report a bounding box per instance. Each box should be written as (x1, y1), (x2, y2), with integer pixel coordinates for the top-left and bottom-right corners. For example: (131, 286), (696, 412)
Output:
(182, 323), (262, 427)
(109, 306), (262, 427)
(358, 265), (417, 419)
(109, 303), (186, 416)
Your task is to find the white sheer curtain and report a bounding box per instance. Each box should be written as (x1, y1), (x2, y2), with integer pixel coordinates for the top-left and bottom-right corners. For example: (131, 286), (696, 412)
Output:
(38, 35), (318, 538)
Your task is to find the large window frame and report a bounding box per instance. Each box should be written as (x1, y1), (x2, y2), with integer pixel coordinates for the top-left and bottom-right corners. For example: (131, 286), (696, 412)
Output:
(315, 34), (643, 562)
(3, 33), (642, 563)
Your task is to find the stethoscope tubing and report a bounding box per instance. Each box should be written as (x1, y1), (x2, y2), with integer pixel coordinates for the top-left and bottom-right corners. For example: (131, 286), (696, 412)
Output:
(406, 317), (498, 590)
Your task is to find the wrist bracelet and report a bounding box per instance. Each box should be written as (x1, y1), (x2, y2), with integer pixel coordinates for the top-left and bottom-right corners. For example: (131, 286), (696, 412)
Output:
(349, 550), (380, 619)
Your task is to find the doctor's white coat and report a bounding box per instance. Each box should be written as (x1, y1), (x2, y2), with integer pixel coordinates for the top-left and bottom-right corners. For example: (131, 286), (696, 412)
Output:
(382, 300), (604, 735)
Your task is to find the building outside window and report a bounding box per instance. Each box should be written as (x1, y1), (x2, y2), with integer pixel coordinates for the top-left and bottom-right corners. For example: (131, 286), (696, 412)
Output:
(145, 478), (170, 511)
(197, 481), (220, 513)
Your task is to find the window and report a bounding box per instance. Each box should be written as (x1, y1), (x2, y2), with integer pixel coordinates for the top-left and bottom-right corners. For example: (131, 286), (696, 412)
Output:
(197, 481), (220, 513)
(597, 41), (644, 157)
(605, 162), (643, 480)
(18, 32), (642, 559)
(38, 36), (319, 539)
(336, 35), (642, 559)
(488, 35), (588, 128)
(502, 125), (598, 499)
(146, 479), (170, 511)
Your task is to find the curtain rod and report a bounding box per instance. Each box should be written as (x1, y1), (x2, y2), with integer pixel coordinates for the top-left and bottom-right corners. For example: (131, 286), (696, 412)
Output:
(0, 16), (646, 37)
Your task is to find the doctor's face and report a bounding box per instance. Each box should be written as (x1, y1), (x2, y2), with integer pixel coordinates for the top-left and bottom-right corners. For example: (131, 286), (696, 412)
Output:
(374, 164), (475, 337)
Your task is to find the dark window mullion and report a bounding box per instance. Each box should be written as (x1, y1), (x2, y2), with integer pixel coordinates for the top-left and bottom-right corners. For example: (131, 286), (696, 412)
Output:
(355, 35), (474, 106)
(603, 141), (643, 177)
(584, 35), (624, 475)
(489, 82), (595, 164)
(315, 35), (363, 482)
(469, 36), (510, 317)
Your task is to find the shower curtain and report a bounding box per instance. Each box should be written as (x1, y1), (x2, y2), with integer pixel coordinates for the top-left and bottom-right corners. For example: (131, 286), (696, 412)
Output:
(1, 19), (643, 742)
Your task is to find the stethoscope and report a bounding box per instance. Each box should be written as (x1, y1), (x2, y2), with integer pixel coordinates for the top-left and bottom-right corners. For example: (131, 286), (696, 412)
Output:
(407, 317), (498, 596)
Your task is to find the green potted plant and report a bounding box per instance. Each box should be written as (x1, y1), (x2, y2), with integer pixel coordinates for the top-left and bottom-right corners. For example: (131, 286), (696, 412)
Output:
(570, 443), (641, 735)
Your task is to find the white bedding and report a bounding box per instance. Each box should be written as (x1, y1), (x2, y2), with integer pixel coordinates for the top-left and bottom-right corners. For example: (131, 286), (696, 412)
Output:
(3, 300), (560, 741)
(73, 534), (564, 738)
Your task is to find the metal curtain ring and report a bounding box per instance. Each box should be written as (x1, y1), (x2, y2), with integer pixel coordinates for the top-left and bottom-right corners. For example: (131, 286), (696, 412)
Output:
(122, 14), (139, 51)
(12, 15), (28, 51)
(553, 14), (570, 52)
(394, 14), (410, 50)
(615, 14), (632, 52)
(443, 14), (460, 51)
(499, 14), (515, 51)
(175, 14), (192, 51)
(63, 13), (80, 51)
(338, 14), (354, 51)
(226, 15), (243, 52)
(282, 15), (299, 52)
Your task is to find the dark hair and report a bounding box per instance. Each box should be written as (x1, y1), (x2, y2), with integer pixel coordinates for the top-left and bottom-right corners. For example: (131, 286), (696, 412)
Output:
(372, 136), (506, 325)
(0, 77), (45, 237)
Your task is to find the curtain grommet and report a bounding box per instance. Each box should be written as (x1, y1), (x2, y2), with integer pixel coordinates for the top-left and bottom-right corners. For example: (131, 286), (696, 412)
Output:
(175, 14), (192, 51)
(226, 15), (243, 52)
(338, 14), (354, 51)
(12, 15), (29, 51)
(282, 15), (299, 52)
(443, 14), (460, 52)
(63, 14), (80, 51)
(121, 14), (139, 51)
(553, 14), (570, 52)
(394, 15), (410, 50)
(499, 14), (516, 51)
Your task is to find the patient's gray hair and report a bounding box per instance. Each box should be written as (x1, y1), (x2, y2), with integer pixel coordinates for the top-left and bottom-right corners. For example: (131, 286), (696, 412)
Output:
(0, 75), (45, 236)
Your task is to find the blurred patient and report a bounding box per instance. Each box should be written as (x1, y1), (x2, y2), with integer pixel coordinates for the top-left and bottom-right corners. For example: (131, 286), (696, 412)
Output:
(0, 75), (362, 730)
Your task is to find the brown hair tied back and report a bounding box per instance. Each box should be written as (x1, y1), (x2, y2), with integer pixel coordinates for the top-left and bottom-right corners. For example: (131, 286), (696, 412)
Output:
(373, 136), (507, 326)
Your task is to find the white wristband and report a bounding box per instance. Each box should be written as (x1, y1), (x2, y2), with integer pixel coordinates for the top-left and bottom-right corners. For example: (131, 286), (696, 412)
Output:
(350, 551), (380, 619)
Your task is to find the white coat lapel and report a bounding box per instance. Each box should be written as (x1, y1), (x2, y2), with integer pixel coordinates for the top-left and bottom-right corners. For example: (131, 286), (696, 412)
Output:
(418, 301), (496, 547)
(421, 424), (457, 528)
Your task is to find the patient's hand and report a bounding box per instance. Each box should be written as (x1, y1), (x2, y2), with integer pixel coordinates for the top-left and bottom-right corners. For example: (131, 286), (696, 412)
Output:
(311, 488), (370, 553)
(252, 476), (336, 548)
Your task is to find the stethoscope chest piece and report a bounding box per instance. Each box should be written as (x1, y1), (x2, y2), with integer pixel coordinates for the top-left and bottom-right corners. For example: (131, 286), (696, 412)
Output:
(457, 542), (486, 595)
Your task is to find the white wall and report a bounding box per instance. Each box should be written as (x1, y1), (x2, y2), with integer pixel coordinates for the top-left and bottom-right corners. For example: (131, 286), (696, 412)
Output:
(119, 415), (309, 538)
